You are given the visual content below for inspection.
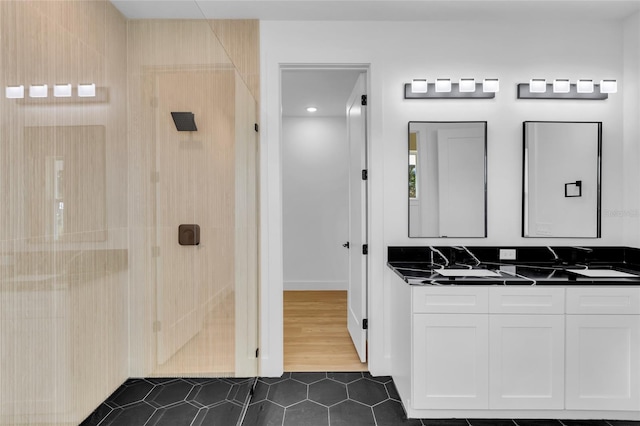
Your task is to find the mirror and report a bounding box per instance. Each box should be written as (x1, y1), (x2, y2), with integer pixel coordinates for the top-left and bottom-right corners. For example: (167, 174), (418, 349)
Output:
(408, 121), (487, 238)
(24, 125), (107, 242)
(523, 121), (601, 238)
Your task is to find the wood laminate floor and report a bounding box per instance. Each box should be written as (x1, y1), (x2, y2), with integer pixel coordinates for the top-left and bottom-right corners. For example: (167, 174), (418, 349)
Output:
(284, 290), (368, 372)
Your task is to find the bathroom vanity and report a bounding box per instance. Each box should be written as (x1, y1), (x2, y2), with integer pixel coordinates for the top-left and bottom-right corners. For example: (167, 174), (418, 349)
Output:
(388, 246), (640, 421)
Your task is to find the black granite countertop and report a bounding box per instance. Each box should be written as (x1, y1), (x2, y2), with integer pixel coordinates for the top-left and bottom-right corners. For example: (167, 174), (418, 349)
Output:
(388, 246), (640, 286)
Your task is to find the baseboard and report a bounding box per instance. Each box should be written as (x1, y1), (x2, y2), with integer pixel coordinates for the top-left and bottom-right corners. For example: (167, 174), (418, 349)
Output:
(283, 280), (347, 291)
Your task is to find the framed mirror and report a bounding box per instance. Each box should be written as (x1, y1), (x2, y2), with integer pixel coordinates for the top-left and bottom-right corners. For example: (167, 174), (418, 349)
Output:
(408, 121), (487, 238)
(522, 121), (601, 238)
(24, 125), (107, 242)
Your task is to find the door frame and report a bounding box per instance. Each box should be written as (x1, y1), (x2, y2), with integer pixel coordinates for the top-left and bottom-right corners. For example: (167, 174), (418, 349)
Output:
(265, 63), (371, 375)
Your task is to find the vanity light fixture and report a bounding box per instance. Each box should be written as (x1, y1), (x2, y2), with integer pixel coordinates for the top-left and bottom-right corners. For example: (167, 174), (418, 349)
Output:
(517, 78), (613, 100)
(459, 78), (476, 92)
(404, 78), (497, 99)
(5, 85), (24, 99)
(78, 83), (96, 97)
(53, 83), (72, 98)
(435, 78), (452, 93)
(529, 79), (547, 93)
(482, 78), (499, 93)
(29, 84), (48, 98)
(576, 79), (594, 93)
(306, 106), (317, 113)
(411, 79), (428, 93)
(600, 79), (617, 93)
(553, 79), (571, 93)
(5, 82), (105, 102)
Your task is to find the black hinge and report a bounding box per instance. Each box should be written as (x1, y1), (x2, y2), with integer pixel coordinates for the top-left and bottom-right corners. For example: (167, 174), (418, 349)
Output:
(254, 123), (259, 132)
(362, 244), (368, 255)
(362, 169), (368, 180)
(362, 319), (368, 329)
(361, 95), (367, 106)
(255, 348), (260, 358)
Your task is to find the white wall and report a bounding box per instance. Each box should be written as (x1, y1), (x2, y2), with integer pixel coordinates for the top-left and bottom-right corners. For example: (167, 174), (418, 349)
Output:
(282, 116), (349, 290)
(623, 13), (640, 248)
(260, 19), (631, 377)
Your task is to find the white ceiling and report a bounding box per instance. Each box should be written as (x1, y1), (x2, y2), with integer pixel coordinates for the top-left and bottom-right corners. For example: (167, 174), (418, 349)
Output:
(281, 70), (363, 117)
(110, 0), (640, 21)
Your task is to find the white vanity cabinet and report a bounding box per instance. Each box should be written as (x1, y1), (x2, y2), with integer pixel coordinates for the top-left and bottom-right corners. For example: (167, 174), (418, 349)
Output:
(389, 270), (640, 420)
(565, 287), (640, 411)
(411, 286), (489, 409)
(409, 285), (566, 411)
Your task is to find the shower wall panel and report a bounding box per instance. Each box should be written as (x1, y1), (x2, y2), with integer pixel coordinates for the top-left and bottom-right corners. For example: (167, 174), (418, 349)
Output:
(0, 1), (129, 424)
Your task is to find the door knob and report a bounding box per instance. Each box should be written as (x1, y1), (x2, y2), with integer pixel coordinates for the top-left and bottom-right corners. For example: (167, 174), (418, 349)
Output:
(342, 242), (350, 249)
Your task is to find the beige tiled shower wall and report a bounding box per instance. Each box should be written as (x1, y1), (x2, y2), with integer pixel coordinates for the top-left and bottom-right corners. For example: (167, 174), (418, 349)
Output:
(0, 1), (129, 425)
(127, 19), (260, 378)
(209, 19), (260, 102)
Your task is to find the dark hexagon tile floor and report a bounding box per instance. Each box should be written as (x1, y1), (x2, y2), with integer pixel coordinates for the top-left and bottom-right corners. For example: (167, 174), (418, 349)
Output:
(245, 372), (412, 426)
(80, 377), (253, 426)
(81, 373), (640, 426)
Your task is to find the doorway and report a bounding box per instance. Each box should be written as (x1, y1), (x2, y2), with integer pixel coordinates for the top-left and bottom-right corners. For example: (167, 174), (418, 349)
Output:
(281, 67), (369, 372)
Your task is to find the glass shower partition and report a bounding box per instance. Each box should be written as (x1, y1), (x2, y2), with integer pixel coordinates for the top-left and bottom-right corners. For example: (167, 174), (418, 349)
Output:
(0, 3), (258, 423)
(126, 10), (259, 379)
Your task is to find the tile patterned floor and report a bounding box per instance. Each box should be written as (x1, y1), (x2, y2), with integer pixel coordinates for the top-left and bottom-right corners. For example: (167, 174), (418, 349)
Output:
(80, 377), (253, 426)
(244, 372), (417, 426)
(81, 373), (640, 426)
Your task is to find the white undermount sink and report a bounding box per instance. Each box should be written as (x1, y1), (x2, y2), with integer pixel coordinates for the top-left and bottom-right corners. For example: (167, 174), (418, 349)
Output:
(435, 268), (501, 278)
(565, 269), (639, 278)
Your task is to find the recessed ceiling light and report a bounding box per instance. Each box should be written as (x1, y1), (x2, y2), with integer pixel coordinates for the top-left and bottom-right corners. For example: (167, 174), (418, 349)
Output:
(306, 107), (317, 113)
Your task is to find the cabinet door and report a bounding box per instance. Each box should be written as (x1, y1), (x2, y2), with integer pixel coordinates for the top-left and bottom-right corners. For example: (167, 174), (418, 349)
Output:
(489, 315), (565, 409)
(413, 314), (489, 409)
(566, 315), (640, 411)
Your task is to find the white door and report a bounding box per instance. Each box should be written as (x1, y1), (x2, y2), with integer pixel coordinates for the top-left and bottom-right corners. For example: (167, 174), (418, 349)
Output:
(436, 127), (485, 237)
(346, 73), (367, 363)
